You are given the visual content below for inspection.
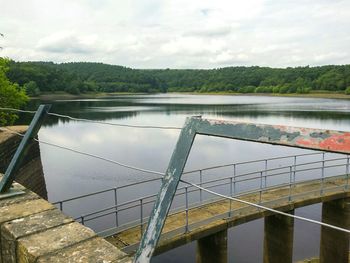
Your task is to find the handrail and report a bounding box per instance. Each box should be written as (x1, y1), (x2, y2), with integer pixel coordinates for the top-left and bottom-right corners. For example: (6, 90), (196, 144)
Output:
(74, 158), (349, 227)
(53, 151), (336, 206)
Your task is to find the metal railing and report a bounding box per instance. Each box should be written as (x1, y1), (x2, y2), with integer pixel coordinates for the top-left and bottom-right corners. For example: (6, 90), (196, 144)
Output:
(53, 151), (350, 243)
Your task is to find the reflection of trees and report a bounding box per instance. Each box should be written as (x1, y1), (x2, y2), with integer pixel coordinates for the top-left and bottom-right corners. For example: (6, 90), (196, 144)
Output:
(14, 98), (350, 127)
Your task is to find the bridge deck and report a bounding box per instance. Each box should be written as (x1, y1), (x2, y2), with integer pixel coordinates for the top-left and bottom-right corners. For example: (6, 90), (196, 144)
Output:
(106, 175), (349, 255)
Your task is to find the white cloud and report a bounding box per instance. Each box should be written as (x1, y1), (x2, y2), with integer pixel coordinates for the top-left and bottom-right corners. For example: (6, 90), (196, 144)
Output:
(0, 0), (349, 68)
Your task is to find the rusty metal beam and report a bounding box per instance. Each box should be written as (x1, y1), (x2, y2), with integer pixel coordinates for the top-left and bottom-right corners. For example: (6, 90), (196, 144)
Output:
(134, 117), (350, 263)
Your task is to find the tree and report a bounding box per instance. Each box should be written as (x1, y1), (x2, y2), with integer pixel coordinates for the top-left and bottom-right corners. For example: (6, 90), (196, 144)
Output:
(24, 80), (40, 96)
(0, 58), (28, 126)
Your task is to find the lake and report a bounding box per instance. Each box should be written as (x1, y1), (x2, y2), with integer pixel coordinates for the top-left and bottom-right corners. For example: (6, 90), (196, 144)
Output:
(18, 94), (350, 262)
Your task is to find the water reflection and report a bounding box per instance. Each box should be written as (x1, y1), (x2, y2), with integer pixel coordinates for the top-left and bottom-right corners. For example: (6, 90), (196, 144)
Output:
(16, 94), (350, 262)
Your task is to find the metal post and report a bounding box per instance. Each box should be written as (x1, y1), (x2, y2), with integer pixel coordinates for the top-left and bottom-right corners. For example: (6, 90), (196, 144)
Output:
(229, 177), (233, 217)
(260, 171), (263, 203)
(321, 153), (325, 195)
(140, 198), (144, 235)
(185, 187), (189, 233)
(59, 202), (63, 211)
(289, 166), (292, 201)
(264, 159), (268, 187)
(114, 188), (119, 227)
(81, 216), (85, 225)
(233, 164), (236, 194)
(0, 104), (51, 195)
(199, 170), (203, 204)
(293, 156), (297, 185)
(347, 156), (350, 189)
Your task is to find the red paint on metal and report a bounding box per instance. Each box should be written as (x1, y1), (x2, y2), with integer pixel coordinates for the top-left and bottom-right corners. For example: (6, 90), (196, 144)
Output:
(319, 133), (350, 152)
(295, 138), (319, 147)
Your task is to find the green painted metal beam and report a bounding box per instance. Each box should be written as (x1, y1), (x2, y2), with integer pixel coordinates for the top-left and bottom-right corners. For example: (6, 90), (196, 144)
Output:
(134, 117), (350, 263)
(0, 104), (51, 194)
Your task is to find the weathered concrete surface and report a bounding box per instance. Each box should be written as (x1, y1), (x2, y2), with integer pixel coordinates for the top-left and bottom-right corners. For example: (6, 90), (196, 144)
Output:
(37, 237), (128, 263)
(17, 222), (96, 262)
(196, 229), (227, 263)
(320, 198), (350, 263)
(107, 175), (350, 256)
(263, 210), (294, 263)
(1, 209), (73, 263)
(0, 126), (47, 199)
(0, 173), (131, 263)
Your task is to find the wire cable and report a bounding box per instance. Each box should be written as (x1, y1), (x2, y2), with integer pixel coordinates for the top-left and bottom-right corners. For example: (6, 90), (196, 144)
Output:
(1, 126), (349, 234)
(48, 112), (182, 130)
(0, 107), (37, 114)
(0, 106), (182, 130)
(0, 127), (163, 177)
(180, 179), (350, 234)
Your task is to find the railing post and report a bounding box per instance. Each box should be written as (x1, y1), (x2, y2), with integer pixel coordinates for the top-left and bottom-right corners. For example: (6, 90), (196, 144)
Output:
(264, 159), (268, 187)
(0, 104), (51, 195)
(346, 156), (349, 189)
(229, 177), (233, 217)
(140, 198), (143, 235)
(81, 215), (85, 225)
(321, 152), (325, 195)
(289, 166), (292, 201)
(259, 171), (263, 204)
(233, 164), (236, 194)
(293, 155), (297, 185)
(185, 187), (189, 233)
(114, 187), (119, 227)
(199, 170), (203, 204)
(59, 201), (63, 211)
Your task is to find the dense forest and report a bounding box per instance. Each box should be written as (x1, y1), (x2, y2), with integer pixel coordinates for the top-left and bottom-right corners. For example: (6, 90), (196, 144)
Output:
(5, 61), (350, 95)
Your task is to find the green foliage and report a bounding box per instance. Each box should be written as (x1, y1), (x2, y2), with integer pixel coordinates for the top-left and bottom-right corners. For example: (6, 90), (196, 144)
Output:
(24, 81), (40, 96)
(5, 61), (350, 95)
(345, 87), (350, 95)
(0, 58), (28, 125)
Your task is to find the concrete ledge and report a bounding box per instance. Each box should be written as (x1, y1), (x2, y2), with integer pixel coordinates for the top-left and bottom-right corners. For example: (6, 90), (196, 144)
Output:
(0, 174), (131, 262)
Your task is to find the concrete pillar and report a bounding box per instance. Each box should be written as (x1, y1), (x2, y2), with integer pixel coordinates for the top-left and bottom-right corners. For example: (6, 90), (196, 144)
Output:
(263, 210), (294, 263)
(196, 229), (227, 263)
(320, 198), (350, 263)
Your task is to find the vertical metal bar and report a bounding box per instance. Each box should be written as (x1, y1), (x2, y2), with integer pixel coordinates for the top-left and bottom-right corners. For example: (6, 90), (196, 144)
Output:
(199, 170), (203, 204)
(289, 166), (292, 201)
(59, 202), (63, 211)
(140, 198), (143, 235)
(185, 187), (189, 233)
(264, 159), (268, 187)
(81, 216), (85, 225)
(114, 188), (119, 227)
(346, 156), (349, 189)
(229, 177), (233, 217)
(293, 156), (297, 185)
(233, 164), (236, 194)
(321, 152), (325, 195)
(259, 171), (263, 203)
(0, 104), (51, 193)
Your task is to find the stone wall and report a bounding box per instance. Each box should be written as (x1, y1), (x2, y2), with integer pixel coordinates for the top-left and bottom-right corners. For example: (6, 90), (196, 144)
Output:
(0, 176), (131, 262)
(0, 127), (47, 199)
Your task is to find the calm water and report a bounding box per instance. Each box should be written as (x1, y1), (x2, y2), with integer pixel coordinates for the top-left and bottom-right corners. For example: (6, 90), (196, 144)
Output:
(19, 94), (350, 262)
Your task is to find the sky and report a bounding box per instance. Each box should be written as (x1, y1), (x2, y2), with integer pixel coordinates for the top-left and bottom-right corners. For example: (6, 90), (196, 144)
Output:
(0, 0), (350, 69)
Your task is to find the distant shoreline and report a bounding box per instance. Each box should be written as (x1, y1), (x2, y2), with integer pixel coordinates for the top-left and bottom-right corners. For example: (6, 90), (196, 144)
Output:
(30, 91), (350, 101)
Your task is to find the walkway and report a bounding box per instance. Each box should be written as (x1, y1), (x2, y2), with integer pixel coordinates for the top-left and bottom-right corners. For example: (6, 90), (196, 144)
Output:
(106, 174), (349, 255)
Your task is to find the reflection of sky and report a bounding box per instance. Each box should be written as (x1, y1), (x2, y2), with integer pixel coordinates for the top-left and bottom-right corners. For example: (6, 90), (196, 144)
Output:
(35, 94), (350, 202)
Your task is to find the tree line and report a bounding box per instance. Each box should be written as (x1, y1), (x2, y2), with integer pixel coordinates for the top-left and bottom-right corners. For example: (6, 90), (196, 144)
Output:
(5, 61), (350, 95)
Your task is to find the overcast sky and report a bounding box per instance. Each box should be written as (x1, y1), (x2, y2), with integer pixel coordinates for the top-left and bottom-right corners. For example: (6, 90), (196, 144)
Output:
(1, 0), (350, 69)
